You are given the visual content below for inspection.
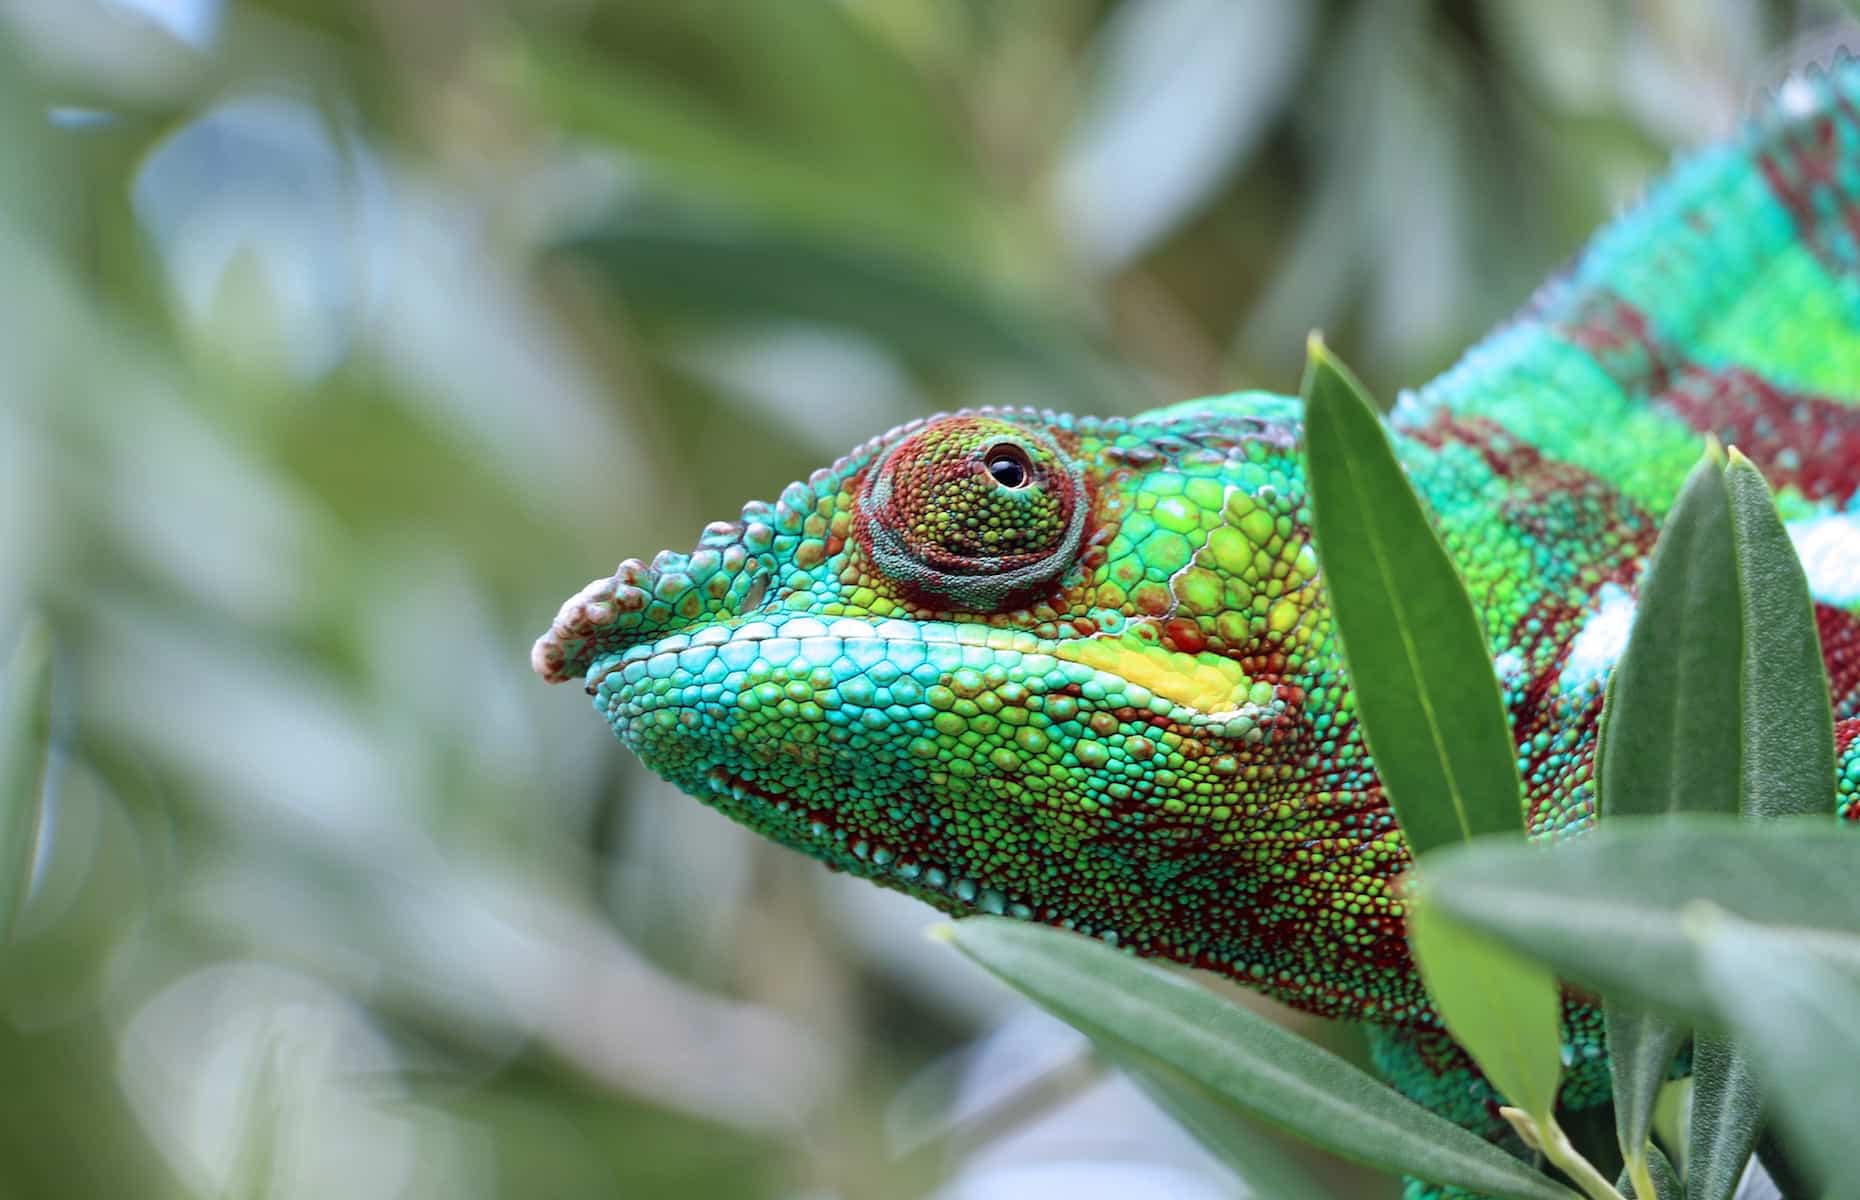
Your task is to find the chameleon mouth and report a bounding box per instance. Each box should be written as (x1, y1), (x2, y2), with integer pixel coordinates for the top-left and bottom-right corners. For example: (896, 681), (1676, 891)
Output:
(701, 765), (923, 878)
(700, 766), (1040, 920)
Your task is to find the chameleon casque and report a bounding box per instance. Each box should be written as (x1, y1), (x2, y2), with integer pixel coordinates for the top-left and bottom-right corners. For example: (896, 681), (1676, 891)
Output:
(537, 65), (1860, 1195)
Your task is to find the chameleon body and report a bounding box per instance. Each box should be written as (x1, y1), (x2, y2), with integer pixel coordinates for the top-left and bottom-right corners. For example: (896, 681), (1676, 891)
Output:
(537, 67), (1860, 1194)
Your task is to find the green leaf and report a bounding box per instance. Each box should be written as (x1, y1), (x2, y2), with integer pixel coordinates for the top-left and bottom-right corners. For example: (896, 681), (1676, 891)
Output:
(1602, 999), (1684, 1175)
(1597, 451), (1740, 819)
(940, 917), (1579, 1200)
(1417, 815), (1860, 1025)
(1592, 451), (1827, 1196)
(1684, 1032), (1760, 1200)
(1693, 913), (1860, 1194)
(559, 217), (1119, 405)
(1116, 1057), (1341, 1200)
(1407, 896), (1564, 1122)
(1299, 335), (1524, 853)
(1591, 452), (1727, 1179)
(0, 619), (52, 941)
(1688, 454), (1825, 1200)
(1591, 666), (1619, 811)
(1723, 450), (1837, 820)
(1653, 1080), (1691, 1178)
(1596, 641), (1675, 1200)
(1616, 1144), (1681, 1200)
(1302, 338), (1563, 1131)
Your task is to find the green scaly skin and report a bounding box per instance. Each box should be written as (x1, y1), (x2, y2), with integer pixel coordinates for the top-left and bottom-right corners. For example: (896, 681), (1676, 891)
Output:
(538, 67), (1860, 1197)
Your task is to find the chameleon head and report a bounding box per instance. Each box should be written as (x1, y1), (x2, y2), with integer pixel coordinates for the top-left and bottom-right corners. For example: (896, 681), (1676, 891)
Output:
(536, 396), (1401, 992)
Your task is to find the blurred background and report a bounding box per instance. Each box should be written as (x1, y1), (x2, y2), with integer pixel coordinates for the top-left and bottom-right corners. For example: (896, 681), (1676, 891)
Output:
(0, 1), (1849, 1196)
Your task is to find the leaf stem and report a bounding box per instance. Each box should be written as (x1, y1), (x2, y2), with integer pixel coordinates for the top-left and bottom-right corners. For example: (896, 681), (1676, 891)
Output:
(1502, 1108), (1627, 1200)
(1624, 1148), (1656, 1200)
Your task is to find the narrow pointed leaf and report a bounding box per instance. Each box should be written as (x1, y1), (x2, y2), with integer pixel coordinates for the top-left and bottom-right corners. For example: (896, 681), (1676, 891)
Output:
(1117, 1057), (1340, 1200)
(1617, 1145), (1681, 1200)
(1407, 895), (1563, 1123)
(1596, 635), (1684, 1200)
(1302, 338), (1563, 1128)
(1300, 336), (1524, 853)
(0, 620), (52, 940)
(1598, 454), (1831, 1195)
(1593, 452), (1728, 1175)
(1597, 451), (1740, 819)
(942, 917), (1579, 1200)
(1418, 816), (1860, 1025)
(1604, 999), (1685, 1173)
(1699, 454), (1831, 1198)
(1685, 1032), (1760, 1200)
(1723, 450), (1836, 820)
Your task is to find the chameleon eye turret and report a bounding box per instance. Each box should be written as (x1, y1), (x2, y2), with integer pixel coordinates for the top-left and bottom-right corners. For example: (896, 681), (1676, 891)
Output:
(857, 415), (1088, 611)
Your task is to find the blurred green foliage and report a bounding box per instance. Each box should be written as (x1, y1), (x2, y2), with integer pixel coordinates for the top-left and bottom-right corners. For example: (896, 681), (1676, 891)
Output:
(0, 1), (1847, 1197)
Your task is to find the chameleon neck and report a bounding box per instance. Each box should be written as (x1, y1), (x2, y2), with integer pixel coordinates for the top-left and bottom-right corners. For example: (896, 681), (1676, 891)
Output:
(1202, 418), (1655, 1022)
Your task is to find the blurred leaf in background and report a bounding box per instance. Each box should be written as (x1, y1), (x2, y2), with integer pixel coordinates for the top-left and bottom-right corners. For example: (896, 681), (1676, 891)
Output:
(0, 1), (1848, 1197)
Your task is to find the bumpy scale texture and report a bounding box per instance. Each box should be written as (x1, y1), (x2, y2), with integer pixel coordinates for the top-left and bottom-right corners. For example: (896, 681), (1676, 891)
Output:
(537, 65), (1860, 1198)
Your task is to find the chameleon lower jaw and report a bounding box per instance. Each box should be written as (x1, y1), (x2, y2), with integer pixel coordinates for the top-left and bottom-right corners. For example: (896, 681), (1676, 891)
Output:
(699, 766), (1039, 917)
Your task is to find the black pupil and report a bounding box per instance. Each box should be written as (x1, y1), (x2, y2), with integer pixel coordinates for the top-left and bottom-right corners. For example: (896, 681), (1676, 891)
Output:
(987, 450), (1030, 488)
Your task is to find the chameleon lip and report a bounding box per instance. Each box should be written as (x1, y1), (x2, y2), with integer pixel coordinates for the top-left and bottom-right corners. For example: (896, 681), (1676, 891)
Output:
(587, 612), (1220, 694)
(585, 614), (1059, 693)
(701, 766), (900, 864)
(700, 765), (1042, 920)
(703, 767), (794, 812)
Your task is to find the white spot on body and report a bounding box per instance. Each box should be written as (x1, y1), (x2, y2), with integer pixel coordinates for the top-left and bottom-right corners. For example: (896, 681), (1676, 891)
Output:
(1778, 75), (1821, 119)
(1559, 582), (1636, 692)
(1787, 511), (1860, 606)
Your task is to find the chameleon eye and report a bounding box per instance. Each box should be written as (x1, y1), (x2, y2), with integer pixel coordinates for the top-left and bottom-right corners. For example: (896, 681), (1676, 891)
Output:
(986, 444), (1032, 489)
(860, 416), (1088, 611)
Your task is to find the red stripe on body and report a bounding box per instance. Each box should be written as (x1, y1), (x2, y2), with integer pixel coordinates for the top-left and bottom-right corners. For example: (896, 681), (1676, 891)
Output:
(1758, 98), (1860, 278)
(1557, 294), (1860, 504)
(1818, 603), (1860, 717)
(1659, 365), (1860, 503)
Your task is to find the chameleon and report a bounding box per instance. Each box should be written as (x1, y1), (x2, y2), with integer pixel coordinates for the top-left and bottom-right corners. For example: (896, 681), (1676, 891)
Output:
(535, 63), (1860, 1197)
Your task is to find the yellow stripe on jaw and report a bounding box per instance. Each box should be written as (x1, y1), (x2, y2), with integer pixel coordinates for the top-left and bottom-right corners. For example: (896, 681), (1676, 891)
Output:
(1056, 636), (1256, 713)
